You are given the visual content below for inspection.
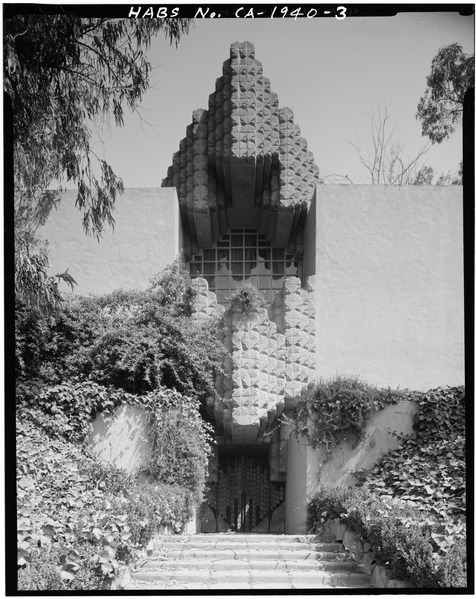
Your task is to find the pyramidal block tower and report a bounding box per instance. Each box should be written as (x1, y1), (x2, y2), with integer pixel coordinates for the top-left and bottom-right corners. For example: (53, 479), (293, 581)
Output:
(163, 42), (319, 533)
(162, 41), (319, 260)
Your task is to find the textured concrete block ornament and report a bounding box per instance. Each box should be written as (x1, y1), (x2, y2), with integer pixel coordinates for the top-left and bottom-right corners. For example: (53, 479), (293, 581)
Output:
(163, 42), (319, 261)
(166, 42), (319, 454)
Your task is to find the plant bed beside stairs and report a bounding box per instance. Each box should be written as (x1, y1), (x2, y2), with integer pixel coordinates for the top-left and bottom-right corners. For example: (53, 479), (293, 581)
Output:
(319, 518), (412, 589)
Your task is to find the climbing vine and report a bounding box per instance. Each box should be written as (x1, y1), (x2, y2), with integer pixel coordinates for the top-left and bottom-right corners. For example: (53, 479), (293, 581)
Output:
(16, 417), (195, 590)
(292, 375), (405, 458)
(306, 385), (467, 588)
(142, 388), (214, 504)
(356, 386), (466, 538)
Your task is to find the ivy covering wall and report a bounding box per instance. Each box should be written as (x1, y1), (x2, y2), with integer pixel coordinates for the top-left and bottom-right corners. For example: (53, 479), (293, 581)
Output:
(300, 378), (466, 588)
(15, 258), (223, 589)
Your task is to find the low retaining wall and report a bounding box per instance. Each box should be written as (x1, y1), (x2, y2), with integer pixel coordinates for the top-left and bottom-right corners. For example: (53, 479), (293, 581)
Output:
(287, 399), (418, 533)
(89, 404), (198, 535)
(321, 518), (412, 589)
(314, 399), (418, 489)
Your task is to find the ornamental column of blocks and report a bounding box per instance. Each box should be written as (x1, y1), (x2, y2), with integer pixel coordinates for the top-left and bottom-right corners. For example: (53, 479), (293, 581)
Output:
(167, 41), (320, 472)
(190, 275), (317, 454)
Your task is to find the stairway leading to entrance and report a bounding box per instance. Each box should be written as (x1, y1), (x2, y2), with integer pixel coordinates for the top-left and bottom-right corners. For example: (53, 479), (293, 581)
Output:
(124, 533), (372, 590)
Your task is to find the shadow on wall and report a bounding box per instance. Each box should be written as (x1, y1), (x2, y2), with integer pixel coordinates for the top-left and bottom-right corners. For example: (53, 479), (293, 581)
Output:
(285, 398), (418, 534)
(307, 400), (418, 491)
(89, 405), (153, 473)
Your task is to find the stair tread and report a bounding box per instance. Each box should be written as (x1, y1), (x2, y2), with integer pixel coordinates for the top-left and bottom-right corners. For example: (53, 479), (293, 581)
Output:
(125, 533), (372, 590)
(138, 556), (355, 568)
(153, 542), (344, 552)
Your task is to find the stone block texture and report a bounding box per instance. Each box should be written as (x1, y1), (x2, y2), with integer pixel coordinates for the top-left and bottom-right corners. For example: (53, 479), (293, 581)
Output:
(162, 42), (319, 260)
(191, 276), (316, 452)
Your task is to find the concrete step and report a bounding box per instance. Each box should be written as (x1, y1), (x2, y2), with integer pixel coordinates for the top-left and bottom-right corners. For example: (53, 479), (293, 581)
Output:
(125, 533), (372, 590)
(131, 568), (372, 587)
(160, 533), (321, 543)
(154, 540), (344, 552)
(128, 580), (373, 591)
(138, 557), (359, 572)
(150, 547), (344, 561)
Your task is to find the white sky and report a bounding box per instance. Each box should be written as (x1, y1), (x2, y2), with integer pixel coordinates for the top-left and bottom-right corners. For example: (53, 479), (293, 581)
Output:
(92, 8), (474, 186)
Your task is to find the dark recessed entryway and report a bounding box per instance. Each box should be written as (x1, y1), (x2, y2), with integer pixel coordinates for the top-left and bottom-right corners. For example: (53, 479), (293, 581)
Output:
(203, 445), (285, 533)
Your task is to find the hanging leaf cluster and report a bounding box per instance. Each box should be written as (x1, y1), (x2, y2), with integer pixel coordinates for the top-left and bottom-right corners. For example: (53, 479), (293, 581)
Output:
(292, 374), (405, 457)
(4, 12), (191, 311)
(5, 13), (191, 235)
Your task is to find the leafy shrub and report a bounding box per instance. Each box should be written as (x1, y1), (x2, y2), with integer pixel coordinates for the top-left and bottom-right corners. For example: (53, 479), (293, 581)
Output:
(113, 482), (195, 545)
(83, 309), (223, 398)
(15, 254), (222, 402)
(15, 257), (224, 401)
(17, 416), (196, 590)
(437, 539), (467, 588)
(293, 375), (405, 456)
(307, 487), (467, 588)
(15, 294), (106, 382)
(307, 486), (352, 524)
(17, 543), (108, 591)
(15, 299), (58, 380)
(80, 460), (133, 495)
(147, 252), (196, 316)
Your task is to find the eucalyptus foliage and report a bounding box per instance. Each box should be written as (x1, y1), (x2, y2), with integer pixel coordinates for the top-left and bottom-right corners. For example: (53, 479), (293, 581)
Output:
(5, 13), (191, 310)
(417, 43), (474, 144)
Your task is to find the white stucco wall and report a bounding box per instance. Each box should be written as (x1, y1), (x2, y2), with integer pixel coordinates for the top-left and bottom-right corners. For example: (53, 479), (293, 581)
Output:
(38, 188), (183, 295)
(317, 400), (418, 488)
(89, 405), (153, 473)
(285, 399), (418, 533)
(306, 185), (464, 391)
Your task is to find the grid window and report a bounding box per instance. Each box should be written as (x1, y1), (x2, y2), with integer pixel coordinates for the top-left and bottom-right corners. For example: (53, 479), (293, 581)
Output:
(189, 229), (300, 306)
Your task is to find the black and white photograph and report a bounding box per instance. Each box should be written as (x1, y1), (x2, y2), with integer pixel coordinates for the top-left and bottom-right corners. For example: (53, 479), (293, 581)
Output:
(5, 2), (474, 594)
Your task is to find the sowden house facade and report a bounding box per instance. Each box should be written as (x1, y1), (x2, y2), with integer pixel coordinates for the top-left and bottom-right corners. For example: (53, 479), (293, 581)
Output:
(41, 42), (465, 534)
(161, 41), (320, 533)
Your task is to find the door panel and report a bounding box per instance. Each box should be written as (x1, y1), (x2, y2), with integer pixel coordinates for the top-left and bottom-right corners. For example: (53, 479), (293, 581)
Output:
(205, 451), (285, 533)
